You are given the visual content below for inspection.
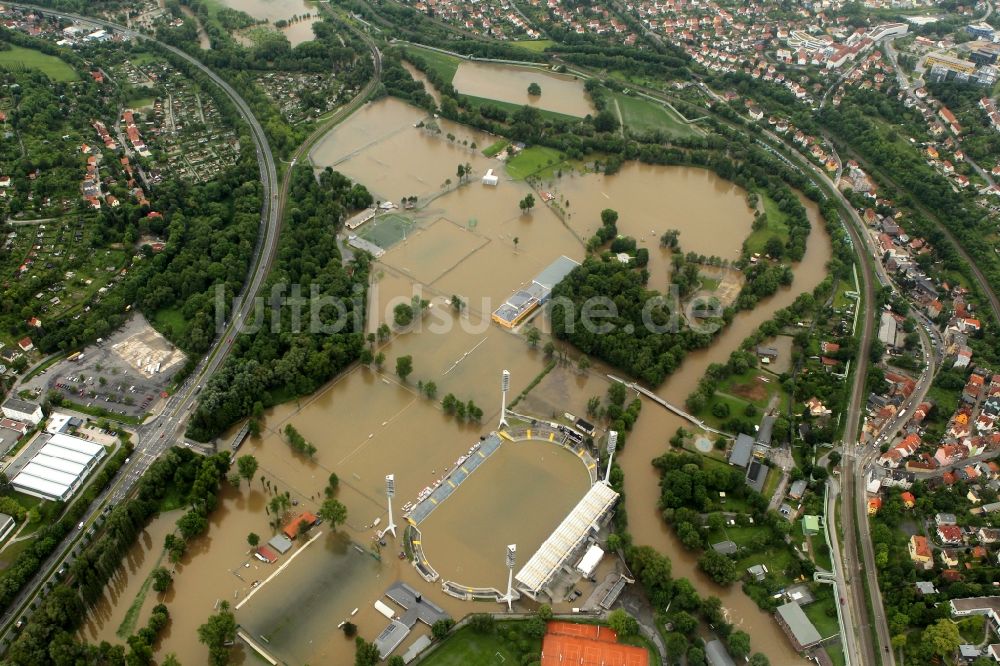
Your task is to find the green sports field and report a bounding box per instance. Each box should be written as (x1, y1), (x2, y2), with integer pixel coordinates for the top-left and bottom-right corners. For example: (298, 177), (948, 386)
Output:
(358, 213), (416, 249)
(613, 93), (699, 138)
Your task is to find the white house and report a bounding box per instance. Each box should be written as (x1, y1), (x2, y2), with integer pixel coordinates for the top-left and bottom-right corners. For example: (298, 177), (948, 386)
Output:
(1, 398), (43, 426)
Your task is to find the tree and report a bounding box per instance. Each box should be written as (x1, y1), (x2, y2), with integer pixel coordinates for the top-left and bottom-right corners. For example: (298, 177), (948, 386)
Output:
(519, 194), (535, 213)
(247, 532), (260, 548)
(607, 608), (638, 637)
(423, 381), (438, 399)
(197, 601), (236, 666)
(538, 604), (553, 621)
(151, 567), (172, 593)
(395, 355), (413, 382)
(528, 82), (541, 96)
(325, 472), (339, 497)
(748, 654), (771, 666)
(374, 352), (385, 370)
(698, 549), (738, 585)
(355, 637), (381, 666)
(319, 498), (348, 530)
(513, 236), (520, 252)
(431, 618), (454, 639)
(526, 326), (541, 347)
(237, 455), (258, 487)
(922, 619), (961, 659)
(726, 630), (751, 660)
(450, 295), (464, 312)
(665, 632), (688, 661)
(456, 164), (466, 182)
(227, 471), (241, 488)
(469, 613), (495, 634)
(764, 236), (784, 259)
(601, 209), (619, 227)
(393, 303), (414, 327)
(388, 657), (405, 666)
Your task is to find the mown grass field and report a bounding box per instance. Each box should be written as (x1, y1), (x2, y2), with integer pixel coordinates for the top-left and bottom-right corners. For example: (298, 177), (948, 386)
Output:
(0, 46), (77, 81)
(504, 145), (566, 180)
(405, 46), (461, 84)
(613, 93), (698, 137)
(744, 192), (791, 256)
(418, 623), (541, 665)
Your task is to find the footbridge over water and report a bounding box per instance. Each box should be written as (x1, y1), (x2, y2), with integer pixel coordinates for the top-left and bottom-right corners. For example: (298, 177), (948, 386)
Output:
(607, 374), (735, 438)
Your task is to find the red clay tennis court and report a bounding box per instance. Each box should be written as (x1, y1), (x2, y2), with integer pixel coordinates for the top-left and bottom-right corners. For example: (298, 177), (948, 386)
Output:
(541, 622), (649, 666)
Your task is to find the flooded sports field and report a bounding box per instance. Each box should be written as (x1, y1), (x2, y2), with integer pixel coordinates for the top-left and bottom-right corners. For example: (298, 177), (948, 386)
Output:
(451, 61), (594, 118)
(90, 96), (830, 665)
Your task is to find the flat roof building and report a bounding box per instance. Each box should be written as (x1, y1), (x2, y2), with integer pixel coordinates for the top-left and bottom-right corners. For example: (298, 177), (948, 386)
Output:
(10, 432), (106, 501)
(775, 601), (823, 651)
(729, 433), (754, 468)
(492, 256), (579, 328)
(1, 398), (42, 426)
(0, 513), (15, 542)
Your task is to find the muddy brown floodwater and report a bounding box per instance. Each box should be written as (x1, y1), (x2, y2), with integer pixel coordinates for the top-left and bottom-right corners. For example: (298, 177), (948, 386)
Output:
(216, 0), (318, 47)
(88, 97), (829, 665)
(451, 61), (594, 118)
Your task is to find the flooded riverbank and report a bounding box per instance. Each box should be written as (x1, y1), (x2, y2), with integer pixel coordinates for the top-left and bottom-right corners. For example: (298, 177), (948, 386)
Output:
(216, 0), (318, 47)
(89, 97), (830, 664)
(451, 61), (594, 117)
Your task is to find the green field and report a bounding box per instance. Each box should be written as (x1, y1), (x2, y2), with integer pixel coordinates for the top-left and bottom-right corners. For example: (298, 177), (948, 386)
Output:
(153, 307), (190, 340)
(513, 39), (556, 53)
(358, 213), (415, 249)
(461, 94), (582, 122)
(802, 591), (841, 640)
(613, 93), (698, 138)
(505, 146), (566, 180)
(0, 46), (78, 82)
(405, 46), (461, 84)
(127, 96), (156, 109)
(418, 623), (542, 665)
(744, 192), (791, 256)
(482, 140), (509, 157)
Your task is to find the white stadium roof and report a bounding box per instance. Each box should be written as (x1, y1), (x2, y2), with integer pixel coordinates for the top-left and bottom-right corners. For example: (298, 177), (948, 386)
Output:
(11, 473), (72, 501)
(21, 462), (78, 487)
(31, 454), (86, 476)
(48, 432), (104, 456)
(38, 442), (93, 466)
(515, 482), (619, 595)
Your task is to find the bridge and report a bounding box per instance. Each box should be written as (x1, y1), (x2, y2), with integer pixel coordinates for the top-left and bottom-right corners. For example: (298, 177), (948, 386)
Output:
(229, 422), (251, 452)
(606, 375), (734, 438)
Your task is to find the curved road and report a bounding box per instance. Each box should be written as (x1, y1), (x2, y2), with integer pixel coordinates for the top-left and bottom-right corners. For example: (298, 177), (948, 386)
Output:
(0, 2), (313, 647)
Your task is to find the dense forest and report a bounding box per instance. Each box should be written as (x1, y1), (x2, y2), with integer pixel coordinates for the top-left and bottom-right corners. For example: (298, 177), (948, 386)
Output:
(550, 257), (720, 386)
(186, 166), (372, 440)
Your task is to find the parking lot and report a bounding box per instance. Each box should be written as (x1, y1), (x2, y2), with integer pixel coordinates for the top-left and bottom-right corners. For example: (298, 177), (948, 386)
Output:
(20, 315), (185, 420)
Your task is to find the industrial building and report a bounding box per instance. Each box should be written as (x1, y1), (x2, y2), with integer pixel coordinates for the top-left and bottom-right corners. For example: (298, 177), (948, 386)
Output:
(514, 481), (618, 600)
(491, 255), (579, 328)
(775, 601), (823, 651)
(10, 432), (106, 501)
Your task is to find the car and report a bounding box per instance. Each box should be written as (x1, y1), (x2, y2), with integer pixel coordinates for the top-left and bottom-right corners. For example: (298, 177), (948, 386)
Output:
(77, 522), (84, 530)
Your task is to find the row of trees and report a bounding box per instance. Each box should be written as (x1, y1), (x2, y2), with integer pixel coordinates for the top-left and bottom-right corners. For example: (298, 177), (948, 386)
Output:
(187, 166), (373, 441)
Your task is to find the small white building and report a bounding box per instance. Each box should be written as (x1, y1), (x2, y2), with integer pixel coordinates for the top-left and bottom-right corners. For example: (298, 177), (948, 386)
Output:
(1, 398), (42, 426)
(482, 169), (499, 186)
(575, 543), (604, 578)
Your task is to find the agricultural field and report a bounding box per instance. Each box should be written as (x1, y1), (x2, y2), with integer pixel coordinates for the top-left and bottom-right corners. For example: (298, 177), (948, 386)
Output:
(504, 146), (566, 180)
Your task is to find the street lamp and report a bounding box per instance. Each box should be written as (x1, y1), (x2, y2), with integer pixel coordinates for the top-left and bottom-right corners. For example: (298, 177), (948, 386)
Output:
(503, 544), (516, 611)
(604, 431), (618, 484)
(499, 369), (510, 428)
(384, 474), (397, 539)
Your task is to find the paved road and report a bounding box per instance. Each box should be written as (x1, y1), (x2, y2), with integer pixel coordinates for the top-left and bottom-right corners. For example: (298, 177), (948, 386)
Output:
(0, 4), (385, 646)
(0, 2), (283, 646)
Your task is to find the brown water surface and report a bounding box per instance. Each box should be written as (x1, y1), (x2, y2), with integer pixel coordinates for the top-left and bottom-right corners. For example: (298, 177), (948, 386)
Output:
(88, 98), (831, 665)
(451, 61), (594, 117)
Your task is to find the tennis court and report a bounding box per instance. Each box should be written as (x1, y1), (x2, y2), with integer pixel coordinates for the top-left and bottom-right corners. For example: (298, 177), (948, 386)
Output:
(547, 621), (618, 643)
(540, 633), (648, 666)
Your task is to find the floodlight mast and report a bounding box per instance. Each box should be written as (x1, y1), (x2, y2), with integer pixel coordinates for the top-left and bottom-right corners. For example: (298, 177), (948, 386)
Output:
(605, 431), (618, 484)
(385, 474), (397, 539)
(504, 544), (517, 611)
(499, 369), (510, 428)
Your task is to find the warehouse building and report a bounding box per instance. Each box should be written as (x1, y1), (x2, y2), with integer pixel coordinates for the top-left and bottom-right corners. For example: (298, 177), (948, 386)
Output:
(11, 432), (106, 501)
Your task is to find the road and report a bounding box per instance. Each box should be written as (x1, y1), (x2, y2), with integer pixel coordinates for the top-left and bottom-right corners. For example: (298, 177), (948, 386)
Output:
(0, 2), (285, 645)
(0, 3), (386, 644)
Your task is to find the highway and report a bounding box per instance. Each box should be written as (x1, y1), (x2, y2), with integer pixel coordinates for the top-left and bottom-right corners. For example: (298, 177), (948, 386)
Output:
(0, 4), (386, 645)
(0, 3), (287, 647)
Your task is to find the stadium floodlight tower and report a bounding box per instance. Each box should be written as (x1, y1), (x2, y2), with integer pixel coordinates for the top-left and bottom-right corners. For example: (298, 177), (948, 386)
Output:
(604, 431), (618, 484)
(384, 474), (397, 539)
(499, 369), (511, 428)
(503, 543), (517, 611)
